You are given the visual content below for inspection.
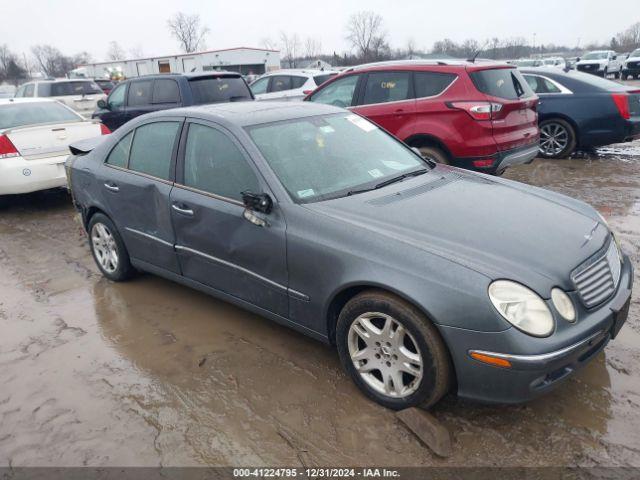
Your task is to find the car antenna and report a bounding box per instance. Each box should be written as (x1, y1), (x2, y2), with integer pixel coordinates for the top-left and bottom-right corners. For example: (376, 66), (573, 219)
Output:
(467, 41), (489, 63)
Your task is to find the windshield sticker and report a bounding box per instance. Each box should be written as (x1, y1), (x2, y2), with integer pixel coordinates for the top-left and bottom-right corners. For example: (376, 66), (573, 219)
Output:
(297, 189), (315, 198)
(368, 169), (384, 178)
(346, 115), (377, 132)
(319, 125), (335, 134)
(382, 160), (409, 170)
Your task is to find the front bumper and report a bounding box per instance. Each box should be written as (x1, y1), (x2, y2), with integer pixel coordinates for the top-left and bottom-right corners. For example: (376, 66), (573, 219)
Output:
(0, 154), (69, 195)
(439, 253), (633, 404)
(577, 64), (606, 75)
(452, 142), (539, 175)
(622, 65), (640, 76)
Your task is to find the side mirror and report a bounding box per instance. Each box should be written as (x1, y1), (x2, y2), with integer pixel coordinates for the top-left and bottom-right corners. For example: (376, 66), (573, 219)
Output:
(242, 191), (272, 214)
(612, 55), (617, 60)
(97, 99), (108, 109)
(576, 57), (581, 62)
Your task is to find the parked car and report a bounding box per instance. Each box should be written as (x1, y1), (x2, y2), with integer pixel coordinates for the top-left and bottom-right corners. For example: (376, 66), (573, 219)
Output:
(576, 51), (622, 78)
(305, 60), (540, 175)
(0, 98), (108, 197)
(520, 68), (640, 158)
(513, 59), (544, 68)
(92, 72), (253, 132)
(542, 57), (567, 69)
(66, 101), (632, 409)
(250, 69), (339, 101)
(622, 48), (640, 80)
(14, 79), (105, 118)
(94, 79), (116, 95)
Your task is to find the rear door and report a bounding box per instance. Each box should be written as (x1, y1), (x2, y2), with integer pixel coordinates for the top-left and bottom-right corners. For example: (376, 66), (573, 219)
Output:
(98, 119), (183, 273)
(469, 67), (539, 151)
(170, 120), (289, 317)
(353, 71), (416, 136)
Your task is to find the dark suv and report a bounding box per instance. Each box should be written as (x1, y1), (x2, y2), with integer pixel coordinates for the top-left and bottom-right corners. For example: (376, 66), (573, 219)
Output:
(306, 60), (540, 175)
(93, 72), (253, 131)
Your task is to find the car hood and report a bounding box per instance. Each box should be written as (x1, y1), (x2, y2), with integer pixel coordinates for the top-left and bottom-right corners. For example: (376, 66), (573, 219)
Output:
(578, 60), (607, 65)
(304, 167), (608, 294)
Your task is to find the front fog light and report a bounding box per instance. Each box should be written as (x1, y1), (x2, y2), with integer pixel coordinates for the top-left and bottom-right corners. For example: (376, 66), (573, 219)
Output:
(488, 281), (554, 337)
(551, 288), (576, 322)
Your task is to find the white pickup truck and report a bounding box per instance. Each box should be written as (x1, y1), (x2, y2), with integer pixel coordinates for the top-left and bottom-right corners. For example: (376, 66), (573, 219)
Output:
(576, 50), (622, 78)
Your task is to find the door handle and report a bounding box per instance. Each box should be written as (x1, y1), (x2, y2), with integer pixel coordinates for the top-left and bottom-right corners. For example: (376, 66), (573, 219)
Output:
(104, 182), (119, 192)
(394, 108), (404, 113)
(172, 203), (194, 216)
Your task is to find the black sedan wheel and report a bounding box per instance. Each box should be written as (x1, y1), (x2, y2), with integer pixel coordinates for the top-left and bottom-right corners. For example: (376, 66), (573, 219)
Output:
(336, 290), (452, 410)
(539, 119), (576, 159)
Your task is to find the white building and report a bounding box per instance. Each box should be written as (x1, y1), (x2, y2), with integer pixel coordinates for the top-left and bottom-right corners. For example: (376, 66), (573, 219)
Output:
(73, 47), (281, 79)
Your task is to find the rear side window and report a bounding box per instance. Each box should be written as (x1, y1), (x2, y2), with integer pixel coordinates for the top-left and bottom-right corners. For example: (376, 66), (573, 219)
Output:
(152, 79), (180, 104)
(188, 76), (252, 104)
(309, 74), (360, 107)
(128, 80), (152, 106)
(270, 76), (292, 92)
(128, 122), (181, 180)
(362, 72), (412, 105)
(24, 84), (35, 97)
(470, 68), (534, 100)
(414, 72), (456, 98)
(523, 75), (561, 94)
(291, 77), (307, 89)
(250, 77), (269, 95)
(313, 73), (336, 86)
(184, 123), (260, 200)
(50, 81), (102, 96)
(105, 131), (133, 168)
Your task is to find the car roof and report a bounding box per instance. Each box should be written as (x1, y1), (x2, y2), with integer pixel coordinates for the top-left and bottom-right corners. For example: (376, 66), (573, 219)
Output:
(151, 101), (344, 128)
(261, 69), (338, 76)
(125, 71), (241, 82)
(0, 98), (58, 105)
(341, 59), (512, 73)
(35, 79), (97, 84)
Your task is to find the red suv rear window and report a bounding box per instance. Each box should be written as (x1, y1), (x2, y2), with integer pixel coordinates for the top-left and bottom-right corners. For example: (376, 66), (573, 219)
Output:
(469, 68), (534, 100)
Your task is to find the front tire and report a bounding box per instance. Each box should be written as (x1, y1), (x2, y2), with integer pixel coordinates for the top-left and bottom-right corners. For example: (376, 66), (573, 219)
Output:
(539, 118), (577, 159)
(417, 146), (450, 165)
(88, 213), (134, 281)
(336, 290), (452, 410)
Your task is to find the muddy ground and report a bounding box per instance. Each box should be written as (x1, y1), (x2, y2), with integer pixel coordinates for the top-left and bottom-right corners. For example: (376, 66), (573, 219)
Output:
(0, 142), (639, 468)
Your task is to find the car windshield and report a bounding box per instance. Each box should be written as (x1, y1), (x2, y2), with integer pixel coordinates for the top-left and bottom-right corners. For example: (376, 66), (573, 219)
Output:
(188, 76), (252, 104)
(631, 49), (640, 58)
(583, 52), (608, 60)
(0, 102), (81, 129)
(247, 113), (429, 203)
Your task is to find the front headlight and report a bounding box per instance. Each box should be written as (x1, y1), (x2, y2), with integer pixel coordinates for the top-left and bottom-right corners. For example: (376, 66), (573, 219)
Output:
(488, 281), (554, 337)
(551, 288), (576, 322)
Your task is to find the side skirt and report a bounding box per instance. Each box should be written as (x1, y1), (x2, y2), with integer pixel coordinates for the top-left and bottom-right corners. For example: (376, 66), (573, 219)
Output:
(131, 258), (330, 344)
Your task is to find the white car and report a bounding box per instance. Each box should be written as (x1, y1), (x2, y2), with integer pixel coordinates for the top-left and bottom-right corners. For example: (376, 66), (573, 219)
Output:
(622, 48), (640, 80)
(250, 69), (338, 101)
(513, 59), (544, 68)
(0, 98), (108, 196)
(542, 57), (567, 69)
(576, 50), (622, 78)
(14, 79), (105, 118)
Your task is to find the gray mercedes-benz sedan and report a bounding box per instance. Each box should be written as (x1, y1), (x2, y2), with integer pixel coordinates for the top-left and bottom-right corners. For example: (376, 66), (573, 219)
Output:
(66, 102), (633, 409)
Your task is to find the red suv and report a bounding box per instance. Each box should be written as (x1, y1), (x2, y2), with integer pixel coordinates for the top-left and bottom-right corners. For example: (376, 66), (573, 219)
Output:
(305, 60), (540, 175)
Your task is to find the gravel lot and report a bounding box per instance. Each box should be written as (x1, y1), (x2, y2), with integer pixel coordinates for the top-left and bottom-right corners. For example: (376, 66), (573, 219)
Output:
(0, 139), (639, 468)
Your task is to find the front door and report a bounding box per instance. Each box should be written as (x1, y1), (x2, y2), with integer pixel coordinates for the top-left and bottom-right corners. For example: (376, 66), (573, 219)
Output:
(99, 83), (128, 131)
(98, 119), (183, 274)
(170, 120), (289, 317)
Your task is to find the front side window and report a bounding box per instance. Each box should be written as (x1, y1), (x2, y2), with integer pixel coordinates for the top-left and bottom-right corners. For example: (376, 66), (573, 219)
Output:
(362, 72), (412, 105)
(270, 76), (292, 92)
(414, 72), (457, 98)
(247, 113), (427, 203)
(105, 131), (133, 168)
(128, 122), (180, 180)
(127, 80), (152, 106)
(184, 123), (259, 201)
(290, 76), (307, 89)
(108, 84), (126, 109)
(309, 74), (360, 108)
(152, 79), (180, 104)
(24, 84), (35, 97)
(250, 77), (269, 95)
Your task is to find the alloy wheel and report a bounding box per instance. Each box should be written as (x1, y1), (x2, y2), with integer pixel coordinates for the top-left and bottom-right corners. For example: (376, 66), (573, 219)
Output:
(540, 122), (569, 157)
(347, 312), (423, 399)
(91, 223), (119, 274)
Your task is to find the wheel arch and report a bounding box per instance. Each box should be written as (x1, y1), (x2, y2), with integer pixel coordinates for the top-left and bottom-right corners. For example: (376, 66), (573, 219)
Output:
(83, 205), (110, 231)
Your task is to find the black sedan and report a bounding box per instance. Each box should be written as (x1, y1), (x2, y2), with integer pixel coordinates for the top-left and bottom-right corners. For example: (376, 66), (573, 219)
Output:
(520, 68), (640, 158)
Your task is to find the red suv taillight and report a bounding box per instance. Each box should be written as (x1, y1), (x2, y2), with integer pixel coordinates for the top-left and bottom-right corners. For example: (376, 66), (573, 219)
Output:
(0, 134), (19, 159)
(100, 124), (111, 135)
(448, 101), (503, 121)
(611, 93), (630, 120)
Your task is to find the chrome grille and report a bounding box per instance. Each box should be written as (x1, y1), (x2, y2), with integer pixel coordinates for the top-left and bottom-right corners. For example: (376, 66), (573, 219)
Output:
(572, 240), (622, 308)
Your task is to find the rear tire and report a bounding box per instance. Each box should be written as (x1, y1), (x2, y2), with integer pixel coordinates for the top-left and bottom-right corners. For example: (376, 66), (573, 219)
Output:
(417, 146), (450, 165)
(88, 213), (134, 282)
(336, 290), (452, 410)
(539, 118), (577, 159)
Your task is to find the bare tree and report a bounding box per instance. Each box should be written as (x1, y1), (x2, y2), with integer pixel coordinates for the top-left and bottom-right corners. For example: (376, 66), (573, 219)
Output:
(167, 12), (209, 53)
(31, 45), (71, 77)
(129, 45), (145, 58)
(345, 11), (388, 63)
(304, 37), (322, 59)
(405, 38), (417, 59)
(279, 31), (301, 67)
(261, 37), (279, 51)
(106, 41), (125, 61)
(615, 22), (640, 50)
(0, 45), (27, 85)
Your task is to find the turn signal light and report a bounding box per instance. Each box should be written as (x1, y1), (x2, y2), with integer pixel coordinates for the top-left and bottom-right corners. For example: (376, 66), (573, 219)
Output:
(470, 351), (512, 369)
(0, 134), (19, 159)
(611, 94), (630, 120)
(448, 101), (503, 121)
(100, 124), (111, 135)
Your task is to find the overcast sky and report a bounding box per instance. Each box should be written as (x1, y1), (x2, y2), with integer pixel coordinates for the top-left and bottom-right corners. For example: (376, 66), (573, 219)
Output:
(1, 0), (638, 61)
